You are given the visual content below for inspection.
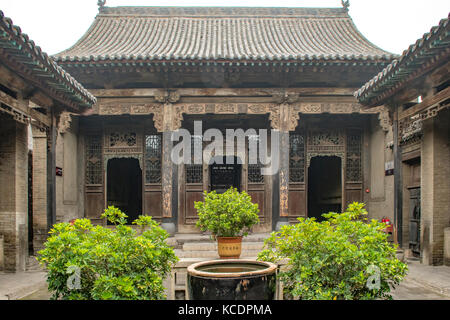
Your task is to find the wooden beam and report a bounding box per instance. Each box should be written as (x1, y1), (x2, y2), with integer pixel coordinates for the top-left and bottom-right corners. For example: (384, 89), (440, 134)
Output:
(0, 90), (52, 126)
(90, 87), (359, 98)
(399, 86), (450, 120)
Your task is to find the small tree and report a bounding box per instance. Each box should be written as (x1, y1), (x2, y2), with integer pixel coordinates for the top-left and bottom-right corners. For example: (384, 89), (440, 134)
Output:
(258, 202), (407, 300)
(195, 187), (260, 237)
(37, 206), (178, 300)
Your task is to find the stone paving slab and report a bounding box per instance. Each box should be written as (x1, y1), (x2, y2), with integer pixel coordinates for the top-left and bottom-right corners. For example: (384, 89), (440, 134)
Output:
(401, 260), (450, 297)
(0, 271), (47, 300)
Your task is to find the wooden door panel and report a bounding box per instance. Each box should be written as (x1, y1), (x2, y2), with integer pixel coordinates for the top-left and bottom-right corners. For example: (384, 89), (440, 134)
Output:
(288, 188), (306, 218)
(144, 188), (162, 219)
(185, 188), (203, 225)
(248, 187), (265, 223)
(344, 183), (363, 209)
(85, 192), (104, 218)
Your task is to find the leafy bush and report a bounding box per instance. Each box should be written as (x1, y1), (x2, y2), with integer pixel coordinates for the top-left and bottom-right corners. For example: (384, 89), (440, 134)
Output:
(258, 202), (407, 300)
(195, 187), (260, 237)
(37, 206), (178, 300)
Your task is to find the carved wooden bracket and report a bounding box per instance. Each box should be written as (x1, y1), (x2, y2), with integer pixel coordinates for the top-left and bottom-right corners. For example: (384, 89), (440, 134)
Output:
(272, 90), (300, 105)
(154, 90), (180, 104)
(57, 112), (74, 134)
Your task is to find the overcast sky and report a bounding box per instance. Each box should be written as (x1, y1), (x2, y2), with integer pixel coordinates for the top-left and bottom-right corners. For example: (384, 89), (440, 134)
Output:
(0, 0), (449, 56)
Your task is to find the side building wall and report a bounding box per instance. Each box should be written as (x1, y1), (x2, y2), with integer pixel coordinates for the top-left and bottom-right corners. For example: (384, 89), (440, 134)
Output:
(367, 116), (395, 224)
(421, 108), (450, 265)
(55, 117), (85, 224)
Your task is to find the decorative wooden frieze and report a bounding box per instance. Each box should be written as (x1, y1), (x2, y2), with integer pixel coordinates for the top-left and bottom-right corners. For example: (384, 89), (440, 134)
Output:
(104, 126), (143, 155)
(306, 129), (345, 167)
(288, 103), (390, 132)
(172, 103), (281, 130)
(98, 103), (164, 132)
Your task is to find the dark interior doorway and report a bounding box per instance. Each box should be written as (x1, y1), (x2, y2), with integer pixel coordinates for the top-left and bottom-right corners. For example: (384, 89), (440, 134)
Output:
(209, 156), (242, 193)
(107, 158), (142, 224)
(308, 156), (342, 221)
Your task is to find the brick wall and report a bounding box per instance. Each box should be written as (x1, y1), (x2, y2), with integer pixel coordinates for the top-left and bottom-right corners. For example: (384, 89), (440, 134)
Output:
(0, 115), (28, 271)
(31, 125), (48, 254)
(421, 109), (450, 265)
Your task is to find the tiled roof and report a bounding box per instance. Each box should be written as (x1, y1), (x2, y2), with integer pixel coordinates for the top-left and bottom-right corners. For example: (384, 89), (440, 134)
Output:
(356, 13), (450, 106)
(53, 6), (395, 65)
(0, 10), (96, 110)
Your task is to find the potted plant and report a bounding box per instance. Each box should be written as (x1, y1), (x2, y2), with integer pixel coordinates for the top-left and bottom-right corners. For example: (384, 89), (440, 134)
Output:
(195, 187), (260, 259)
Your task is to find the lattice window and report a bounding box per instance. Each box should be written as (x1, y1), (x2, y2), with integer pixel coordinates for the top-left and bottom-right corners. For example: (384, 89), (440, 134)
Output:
(145, 135), (162, 184)
(186, 135), (203, 184)
(289, 133), (305, 183)
(85, 135), (102, 185)
(186, 165), (203, 184)
(248, 135), (264, 183)
(346, 130), (362, 182)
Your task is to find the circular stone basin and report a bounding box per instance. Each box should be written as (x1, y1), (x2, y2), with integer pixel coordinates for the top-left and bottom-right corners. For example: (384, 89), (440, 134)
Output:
(187, 259), (277, 300)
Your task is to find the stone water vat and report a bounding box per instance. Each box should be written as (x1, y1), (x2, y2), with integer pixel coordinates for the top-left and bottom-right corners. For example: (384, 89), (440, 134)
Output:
(187, 259), (277, 300)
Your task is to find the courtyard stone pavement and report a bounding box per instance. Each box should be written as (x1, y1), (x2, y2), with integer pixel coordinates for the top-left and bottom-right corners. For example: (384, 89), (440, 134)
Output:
(0, 259), (449, 300)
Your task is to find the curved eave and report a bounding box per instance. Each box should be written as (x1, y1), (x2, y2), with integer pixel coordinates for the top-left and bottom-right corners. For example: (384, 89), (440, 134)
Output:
(55, 56), (395, 70)
(355, 13), (450, 107)
(0, 10), (96, 111)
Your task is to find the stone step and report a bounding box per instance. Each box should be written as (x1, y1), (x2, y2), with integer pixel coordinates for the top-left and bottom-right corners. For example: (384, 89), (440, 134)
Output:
(182, 242), (264, 251)
(174, 249), (262, 259)
(170, 233), (271, 246)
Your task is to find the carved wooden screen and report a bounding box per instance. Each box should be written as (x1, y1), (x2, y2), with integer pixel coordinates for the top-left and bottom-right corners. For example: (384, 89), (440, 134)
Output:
(344, 129), (363, 207)
(85, 134), (104, 219)
(288, 132), (307, 219)
(182, 135), (204, 225)
(144, 134), (163, 220)
(247, 135), (266, 225)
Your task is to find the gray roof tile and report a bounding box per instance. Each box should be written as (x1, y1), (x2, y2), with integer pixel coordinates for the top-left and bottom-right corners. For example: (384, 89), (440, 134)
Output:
(54, 6), (395, 64)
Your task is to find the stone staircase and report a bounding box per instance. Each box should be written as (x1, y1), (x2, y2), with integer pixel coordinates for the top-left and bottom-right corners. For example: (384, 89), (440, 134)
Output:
(167, 233), (270, 260)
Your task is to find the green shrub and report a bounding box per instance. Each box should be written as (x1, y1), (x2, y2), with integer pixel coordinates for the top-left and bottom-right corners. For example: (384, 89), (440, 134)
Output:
(258, 202), (407, 300)
(37, 206), (178, 300)
(195, 187), (260, 237)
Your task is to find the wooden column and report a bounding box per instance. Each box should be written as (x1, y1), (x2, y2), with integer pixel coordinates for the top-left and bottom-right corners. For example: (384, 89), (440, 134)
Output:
(161, 103), (173, 219)
(47, 112), (57, 229)
(160, 103), (177, 233)
(393, 109), (403, 246)
(274, 103), (290, 229)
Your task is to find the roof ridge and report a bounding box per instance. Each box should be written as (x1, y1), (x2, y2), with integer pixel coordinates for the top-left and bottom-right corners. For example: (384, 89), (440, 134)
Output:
(98, 6), (349, 18)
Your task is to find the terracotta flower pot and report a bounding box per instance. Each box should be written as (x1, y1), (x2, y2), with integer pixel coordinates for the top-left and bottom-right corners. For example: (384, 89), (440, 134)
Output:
(217, 236), (242, 259)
